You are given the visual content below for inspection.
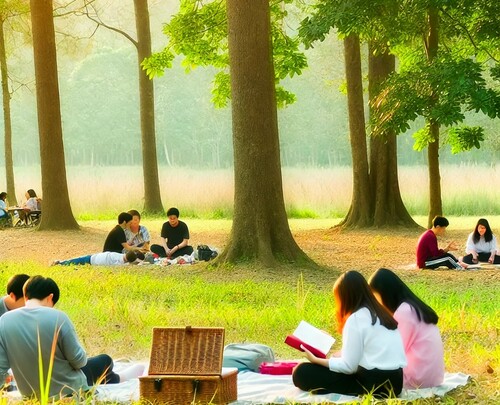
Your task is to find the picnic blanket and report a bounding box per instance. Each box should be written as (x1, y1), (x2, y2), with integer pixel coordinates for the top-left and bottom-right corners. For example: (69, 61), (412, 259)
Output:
(93, 363), (470, 403)
(3, 362), (470, 403)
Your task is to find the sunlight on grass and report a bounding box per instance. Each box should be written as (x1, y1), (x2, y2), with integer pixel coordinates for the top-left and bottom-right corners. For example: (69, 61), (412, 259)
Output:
(6, 164), (500, 219)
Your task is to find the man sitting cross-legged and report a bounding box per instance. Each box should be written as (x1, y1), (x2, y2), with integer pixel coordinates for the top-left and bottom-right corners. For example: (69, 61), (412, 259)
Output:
(0, 276), (144, 399)
(51, 251), (140, 266)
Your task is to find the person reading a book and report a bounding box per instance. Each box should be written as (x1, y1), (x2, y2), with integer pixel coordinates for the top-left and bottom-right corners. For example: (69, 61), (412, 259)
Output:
(416, 216), (465, 269)
(369, 268), (445, 389)
(292, 271), (406, 397)
(462, 218), (500, 265)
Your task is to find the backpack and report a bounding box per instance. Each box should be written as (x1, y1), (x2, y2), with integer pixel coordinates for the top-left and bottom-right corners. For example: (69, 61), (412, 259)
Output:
(197, 245), (218, 261)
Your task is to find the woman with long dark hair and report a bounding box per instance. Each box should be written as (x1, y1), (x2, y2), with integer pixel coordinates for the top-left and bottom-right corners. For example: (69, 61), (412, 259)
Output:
(369, 268), (444, 389)
(292, 271), (406, 397)
(462, 218), (500, 264)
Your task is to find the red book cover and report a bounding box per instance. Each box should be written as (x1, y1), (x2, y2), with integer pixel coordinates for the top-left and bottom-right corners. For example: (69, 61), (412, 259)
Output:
(284, 321), (335, 359)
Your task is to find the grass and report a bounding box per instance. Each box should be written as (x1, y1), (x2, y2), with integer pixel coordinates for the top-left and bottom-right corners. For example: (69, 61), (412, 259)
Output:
(4, 164), (500, 219)
(0, 217), (498, 403)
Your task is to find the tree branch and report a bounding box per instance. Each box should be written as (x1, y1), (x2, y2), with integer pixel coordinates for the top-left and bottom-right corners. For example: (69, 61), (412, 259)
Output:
(81, 0), (138, 48)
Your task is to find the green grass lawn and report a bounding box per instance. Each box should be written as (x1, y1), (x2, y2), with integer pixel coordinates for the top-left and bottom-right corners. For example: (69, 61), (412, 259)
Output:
(0, 218), (499, 404)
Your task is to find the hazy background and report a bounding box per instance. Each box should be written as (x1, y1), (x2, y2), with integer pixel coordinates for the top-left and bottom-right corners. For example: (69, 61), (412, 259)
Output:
(1, 1), (499, 215)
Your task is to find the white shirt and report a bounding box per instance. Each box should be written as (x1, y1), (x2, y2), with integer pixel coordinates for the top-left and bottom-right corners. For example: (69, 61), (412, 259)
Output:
(465, 233), (497, 254)
(90, 252), (126, 265)
(328, 307), (407, 374)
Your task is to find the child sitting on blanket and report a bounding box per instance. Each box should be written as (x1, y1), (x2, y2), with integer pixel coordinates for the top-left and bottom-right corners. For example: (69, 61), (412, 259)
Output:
(292, 271), (406, 397)
(369, 268), (445, 389)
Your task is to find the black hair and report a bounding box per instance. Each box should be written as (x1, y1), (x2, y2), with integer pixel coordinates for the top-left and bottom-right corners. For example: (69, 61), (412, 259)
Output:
(432, 216), (449, 228)
(166, 207), (180, 217)
(27, 189), (37, 198)
(125, 250), (139, 262)
(128, 209), (141, 219)
(472, 218), (493, 244)
(6, 274), (30, 300)
(118, 212), (133, 224)
(0, 192), (6, 201)
(23, 276), (60, 305)
(369, 268), (439, 325)
(334, 270), (398, 333)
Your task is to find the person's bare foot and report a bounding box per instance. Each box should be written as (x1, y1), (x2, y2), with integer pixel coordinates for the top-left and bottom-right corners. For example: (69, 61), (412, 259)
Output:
(458, 261), (469, 269)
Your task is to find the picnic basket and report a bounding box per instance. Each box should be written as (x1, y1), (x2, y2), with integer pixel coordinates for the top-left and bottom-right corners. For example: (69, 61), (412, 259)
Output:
(139, 326), (238, 404)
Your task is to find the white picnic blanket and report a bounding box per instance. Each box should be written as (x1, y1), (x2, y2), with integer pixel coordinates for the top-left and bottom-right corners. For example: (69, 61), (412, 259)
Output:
(4, 362), (470, 404)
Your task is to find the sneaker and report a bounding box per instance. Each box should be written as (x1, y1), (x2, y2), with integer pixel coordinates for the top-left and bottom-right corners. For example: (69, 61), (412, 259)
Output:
(457, 261), (469, 270)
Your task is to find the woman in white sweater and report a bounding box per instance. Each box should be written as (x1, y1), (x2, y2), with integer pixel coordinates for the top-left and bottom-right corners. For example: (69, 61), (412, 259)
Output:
(462, 218), (500, 264)
(292, 271), (406, 398)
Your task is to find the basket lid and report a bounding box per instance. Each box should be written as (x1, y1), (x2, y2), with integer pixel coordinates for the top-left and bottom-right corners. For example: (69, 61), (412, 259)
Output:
(148, 326), (225, 375)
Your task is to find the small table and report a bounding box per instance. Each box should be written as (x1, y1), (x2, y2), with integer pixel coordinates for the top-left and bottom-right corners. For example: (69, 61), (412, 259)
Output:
(7, 207), (28, 227)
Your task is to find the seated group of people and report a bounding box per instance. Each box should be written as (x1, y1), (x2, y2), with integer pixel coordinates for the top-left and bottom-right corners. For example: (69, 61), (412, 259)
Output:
(292, 268), (444, 397)
(0, 189), (42, 226)
(416, 216), (500, 270)
(53, 207), (194, 266)
(0, 274), (145, 399)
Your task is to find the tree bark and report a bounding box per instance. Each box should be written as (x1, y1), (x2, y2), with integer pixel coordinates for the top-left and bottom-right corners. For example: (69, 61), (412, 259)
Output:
(368, 46), (419, 228)
(338, 34), (372, 228)
(0, 18), (16, 204)
(30, 0), (78, 230)
(425, 7), (442, 228)
(134, 0), (163, 214)
(222, 0), (311, 266)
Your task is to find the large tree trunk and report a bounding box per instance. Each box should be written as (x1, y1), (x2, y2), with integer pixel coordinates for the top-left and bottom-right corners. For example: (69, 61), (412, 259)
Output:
(30, 0), (78, 230)
(0, 18), (16, 204)
(134, 0), (163, 214)
(222, 0), (310, 266)
(338, 34), (372, 228)
(368, 46), (419, 228)
(425, 8), (442, 228)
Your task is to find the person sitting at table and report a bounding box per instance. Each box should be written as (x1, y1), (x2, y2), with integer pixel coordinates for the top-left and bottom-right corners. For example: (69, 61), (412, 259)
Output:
(0, 192), (8, 220)
(124, 209), (151, 252)
(18, 189), (41, 225)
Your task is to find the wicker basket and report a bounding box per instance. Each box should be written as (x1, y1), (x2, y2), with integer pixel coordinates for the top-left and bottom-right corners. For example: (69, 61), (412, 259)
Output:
(139, 326), (238, 404)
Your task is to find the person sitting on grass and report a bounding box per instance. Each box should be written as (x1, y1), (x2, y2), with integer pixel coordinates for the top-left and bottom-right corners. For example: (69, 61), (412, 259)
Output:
(51, 251), (139, 267)
(369, 268), (445, 389)
(103, 212), (147, 254)
(124, 209), (151, 252)
(150, 207), (194, 258)
(462, 218), (500, 265)
(292, 271), (407, 398)
(0, 276), (144, 399)
(416, 216), (465, 270)
(0, 274), (30, 316)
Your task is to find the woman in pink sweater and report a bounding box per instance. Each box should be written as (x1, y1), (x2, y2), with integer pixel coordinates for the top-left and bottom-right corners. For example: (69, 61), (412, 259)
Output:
(369, 268), (445, 389)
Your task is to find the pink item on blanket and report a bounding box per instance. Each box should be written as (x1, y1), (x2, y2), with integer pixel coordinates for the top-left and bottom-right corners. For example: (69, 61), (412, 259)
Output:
(259, 361), (299, 375)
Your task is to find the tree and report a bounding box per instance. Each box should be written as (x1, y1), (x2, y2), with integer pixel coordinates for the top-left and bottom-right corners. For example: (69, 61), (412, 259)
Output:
(0, 0), (29, 204)
(30, 0), (78, 229)
(83, 0), (164, 214)
(222, 0), (311, 265)
(369, 1), (500, 227)
(300, 1), (418, 229)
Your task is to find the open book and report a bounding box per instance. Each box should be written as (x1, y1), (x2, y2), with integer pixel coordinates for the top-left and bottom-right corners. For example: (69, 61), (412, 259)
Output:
(284, 320), (335, 359)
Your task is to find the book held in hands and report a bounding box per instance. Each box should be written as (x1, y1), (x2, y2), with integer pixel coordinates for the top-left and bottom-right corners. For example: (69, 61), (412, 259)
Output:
(284, 320), (335, 359)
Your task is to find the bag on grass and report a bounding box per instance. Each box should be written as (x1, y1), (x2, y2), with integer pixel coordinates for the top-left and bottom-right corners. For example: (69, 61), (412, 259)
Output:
(222, 343), (275, 372)
(197, 244), (218, 261)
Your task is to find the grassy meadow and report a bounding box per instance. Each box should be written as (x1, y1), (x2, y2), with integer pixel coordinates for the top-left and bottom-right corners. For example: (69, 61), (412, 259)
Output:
(5, 164), (500, 219)
(1, 164), (499, 403)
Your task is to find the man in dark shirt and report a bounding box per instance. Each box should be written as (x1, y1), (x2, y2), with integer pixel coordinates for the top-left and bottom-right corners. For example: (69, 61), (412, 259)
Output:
(150, 207), (194, 258)
(103, 212), (145, 254)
